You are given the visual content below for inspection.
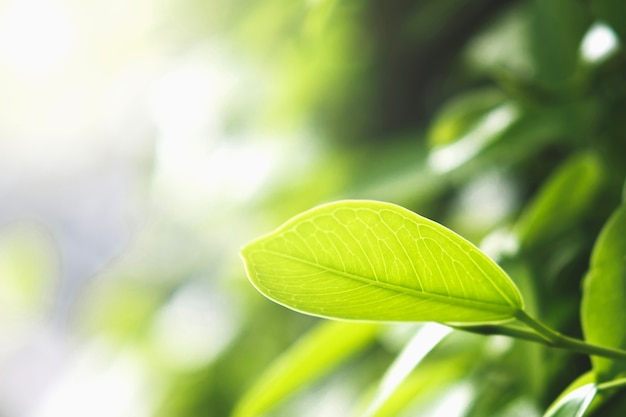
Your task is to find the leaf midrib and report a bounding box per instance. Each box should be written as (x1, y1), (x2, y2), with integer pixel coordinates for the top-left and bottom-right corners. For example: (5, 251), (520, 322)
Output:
(259, 249), (517, 315)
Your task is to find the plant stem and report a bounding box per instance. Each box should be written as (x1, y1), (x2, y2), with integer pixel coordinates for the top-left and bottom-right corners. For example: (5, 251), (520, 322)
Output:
(514, 310), (626, 361)
(598, 377), (626, 391)
(455, 323), (549, 344)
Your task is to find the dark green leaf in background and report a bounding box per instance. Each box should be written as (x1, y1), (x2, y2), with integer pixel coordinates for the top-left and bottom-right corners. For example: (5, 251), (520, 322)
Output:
(529, 0), (591, 86)
(515, 153), (604, 250)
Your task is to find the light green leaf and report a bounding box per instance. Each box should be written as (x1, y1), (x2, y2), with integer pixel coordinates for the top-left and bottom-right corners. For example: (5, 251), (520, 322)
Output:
(362, 353), (476, 417)
(233, 320), (380, 417)
(515, 153), (604, 249)
(581, 205), (626, 380)
(547, 372), (596, 412)
(360, 323), (452, 417)
(543, 383), (597, 417)
(549, 371), (626, 416)
(241, 200), (524, 324)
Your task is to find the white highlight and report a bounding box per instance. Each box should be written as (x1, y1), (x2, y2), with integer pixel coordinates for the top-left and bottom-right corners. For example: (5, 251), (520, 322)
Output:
(32, 343), (155, 417)
(426, 383), (475, 417)
(581, 23), (619, 63)
(480, 228), (520, 261)
(148, 54), (281, 211)
(0, 0), (76, 75)
(150, 283), (240, 370)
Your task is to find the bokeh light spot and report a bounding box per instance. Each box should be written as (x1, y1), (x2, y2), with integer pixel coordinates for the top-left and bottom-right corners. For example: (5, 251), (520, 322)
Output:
(0, 0), (76, 75)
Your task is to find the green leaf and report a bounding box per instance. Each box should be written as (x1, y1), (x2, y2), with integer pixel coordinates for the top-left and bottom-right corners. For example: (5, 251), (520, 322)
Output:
(361, 350), (477, 417)
(241, 200), (524, 324)
(233, 320), (380, 417)
(547, 372), (596, 413)
(427, 102), (519, 173)
(543, 383), (597, 417)
(529, 0), (590, 86)
(581, 205), (626, 380)
(426, 88), (506, 147)
(515, 153), (604, 249)
(360, 323), (452, 417)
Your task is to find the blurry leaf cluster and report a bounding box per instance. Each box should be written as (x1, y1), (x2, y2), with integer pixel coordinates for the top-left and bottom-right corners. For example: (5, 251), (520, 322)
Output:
(1, 0), (625, 416)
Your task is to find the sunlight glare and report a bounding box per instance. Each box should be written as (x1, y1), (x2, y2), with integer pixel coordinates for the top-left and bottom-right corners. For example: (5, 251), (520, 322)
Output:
(33, 342), (156, 417)
(480, 228), (519, 261)
(581, 22), (619, 63)
(428, 383), (474, 417)
(149, 55), (283, 213)
(149, 282), (240, 370)
(0, 0), (76, 75)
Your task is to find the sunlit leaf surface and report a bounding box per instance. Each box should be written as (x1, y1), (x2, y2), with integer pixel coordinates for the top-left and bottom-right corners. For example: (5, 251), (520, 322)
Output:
(582, 205), (626, 380)
(543, 383), (597, 417)
(241, 200), (524, 324)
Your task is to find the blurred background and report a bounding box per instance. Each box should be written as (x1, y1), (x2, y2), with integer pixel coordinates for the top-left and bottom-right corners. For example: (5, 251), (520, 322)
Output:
(0, 0), (625, 416)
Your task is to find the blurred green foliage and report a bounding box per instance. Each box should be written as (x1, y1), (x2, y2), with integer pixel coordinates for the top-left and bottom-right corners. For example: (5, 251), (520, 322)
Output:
(227, 0), (626, 416)
(1, 0), (625, 416)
